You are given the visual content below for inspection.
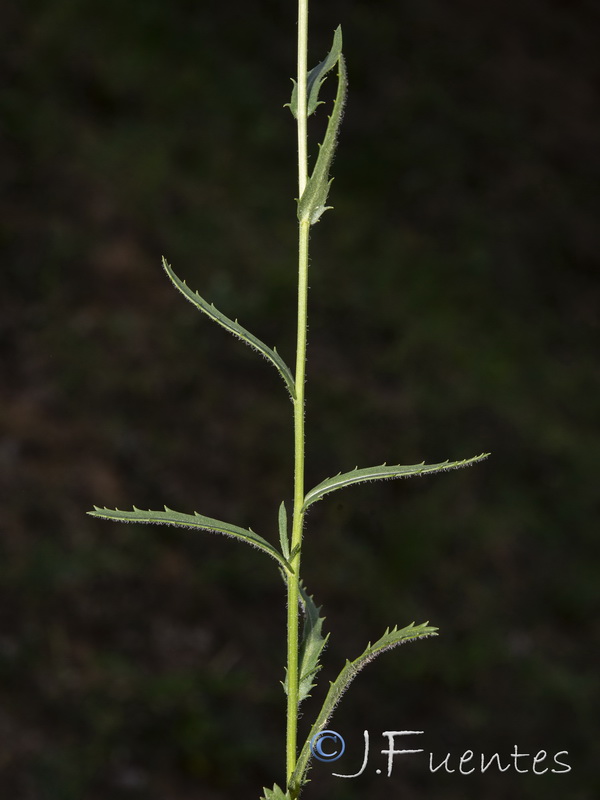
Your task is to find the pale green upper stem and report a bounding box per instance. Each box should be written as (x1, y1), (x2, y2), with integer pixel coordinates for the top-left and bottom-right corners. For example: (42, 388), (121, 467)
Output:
(286, 0), (310, 788)
(296, 2), (309, 196)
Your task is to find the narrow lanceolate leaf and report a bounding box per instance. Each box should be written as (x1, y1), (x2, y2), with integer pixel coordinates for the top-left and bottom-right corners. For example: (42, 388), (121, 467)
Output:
(278, 501), (290, 561)
(260, 783), (291, 800)
(283, 583), (329, 703)
(287, 25), (343, 118)
(298, 584), (329, 702)
(290, 622), (437, 792)
(87, 505), (291, 571)
(162, 258), (295, 399)
(303, 453), (490, 512)
(297, 34), (348, 225)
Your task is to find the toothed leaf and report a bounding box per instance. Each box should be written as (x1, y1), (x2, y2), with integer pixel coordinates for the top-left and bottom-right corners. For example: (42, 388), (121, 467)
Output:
(291, 622), (437, 790)
(87, 505), (291, 571)
(261, 784), (291, 800)
(287, 26), (343, 118)
(303, 453), (489, 511)
(297, 35), (347, 225)
(297, 584), (329, 702)
(283, 583), (328, 703)
(162, 258), (295, 399)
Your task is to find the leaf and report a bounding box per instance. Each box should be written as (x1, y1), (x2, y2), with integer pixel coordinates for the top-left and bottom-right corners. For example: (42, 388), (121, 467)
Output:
(260, 784), (291, 800)
(320, 621), (438, 718)
(287, 26), (343, 118)
(87, 505), (291, 572)
(297, 583), (329, 702)
(162, 258), (295, 399)
(278, 501), (290, 561)
(290, 622), (437, 792)
(297, 35), (348, 225)
(303, 453), (490, 512)
(283, 583), (329, 703)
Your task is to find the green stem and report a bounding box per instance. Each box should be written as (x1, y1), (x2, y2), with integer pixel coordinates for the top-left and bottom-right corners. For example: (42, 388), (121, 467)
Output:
(286, 0), (310, 790)
(296, 1), (309, 196)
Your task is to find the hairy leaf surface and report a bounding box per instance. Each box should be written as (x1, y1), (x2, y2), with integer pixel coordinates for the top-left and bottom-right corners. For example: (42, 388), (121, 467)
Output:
(303, 453), (489, 511)
(297, 32), (347, 225)
(278, 501), (291, 561)
(287, 26), (343, 118)
(283, 583), (328, 703)
(291, 622), (437, 790)
(261, 784), (291, 800)
(297, 584), (329, 702)
(88, 505), (290, 570)
(163, 258), (295, 399)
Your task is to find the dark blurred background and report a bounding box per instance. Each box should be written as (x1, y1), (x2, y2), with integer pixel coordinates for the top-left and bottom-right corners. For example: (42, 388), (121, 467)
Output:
(1, 0), (598, 798)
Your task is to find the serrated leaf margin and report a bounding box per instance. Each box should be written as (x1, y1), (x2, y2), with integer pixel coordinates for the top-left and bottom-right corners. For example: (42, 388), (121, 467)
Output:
(286, 26), (343, 119)
(283, 582), (329, 703)
(297, 51), (347, 225)
(87, 505), (291, 571)
(303, 453), (490, 511)
(260, 783), (291, 800)
(163, 258), (295, 399)
(290, 622), (438, 792)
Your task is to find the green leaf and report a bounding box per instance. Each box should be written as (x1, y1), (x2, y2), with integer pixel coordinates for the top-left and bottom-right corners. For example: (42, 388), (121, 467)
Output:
(87, 505), (291, 571)
(303, 453), (490, 512)
(283, 583), (329, 703)
(290, 622), (437, 791)
(297, 584), (329, 702)
(260, 784), (291, 800)
(287, 26), (343, 118)
(297, 37), (348, 225)
(278, 501), (290, 561)
(162, 258), (295, 399)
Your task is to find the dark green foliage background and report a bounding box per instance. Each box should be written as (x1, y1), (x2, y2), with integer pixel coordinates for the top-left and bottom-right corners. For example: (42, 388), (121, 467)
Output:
(1, 1), (598, 798)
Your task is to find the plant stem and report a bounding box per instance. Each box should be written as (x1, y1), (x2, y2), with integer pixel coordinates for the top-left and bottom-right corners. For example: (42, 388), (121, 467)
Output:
(296, 1), (309, 196)
(286, 0), (310, 789)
